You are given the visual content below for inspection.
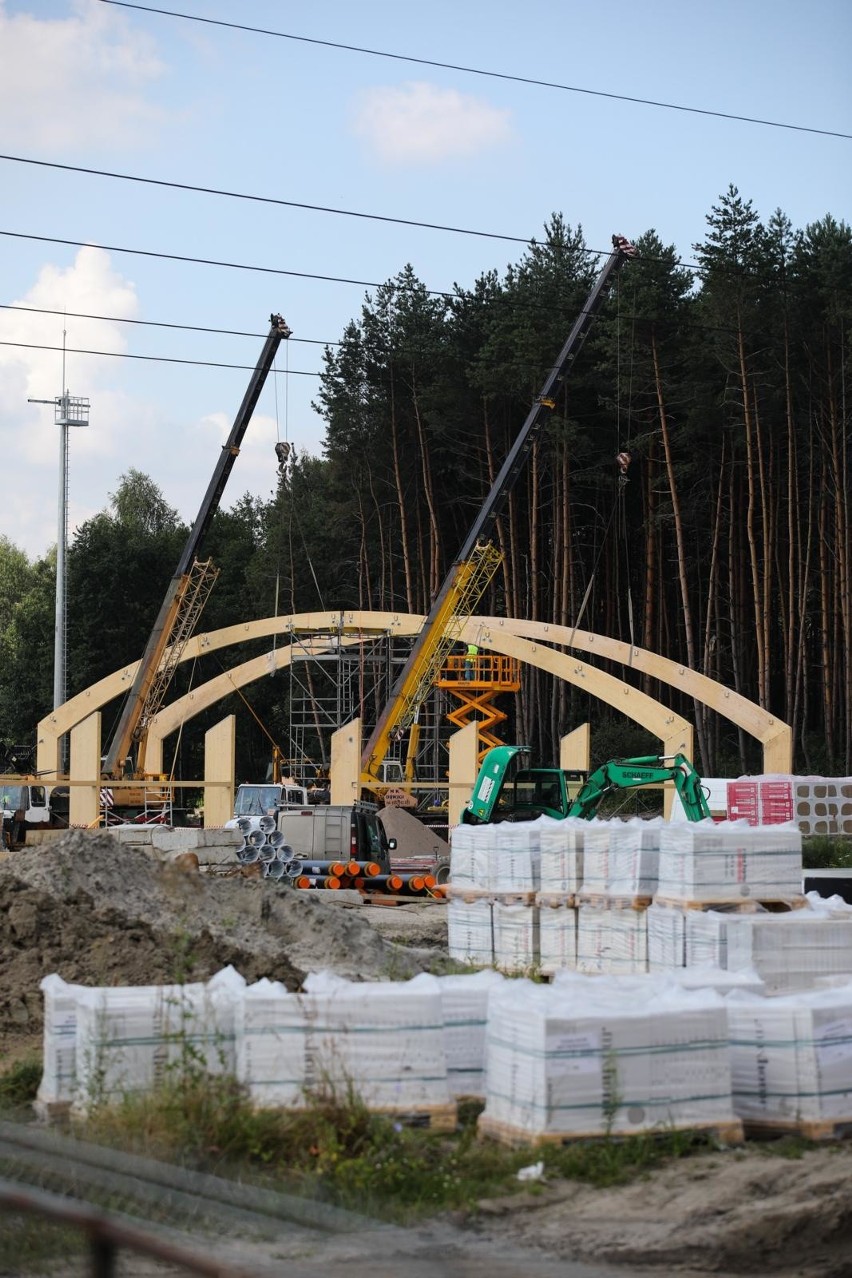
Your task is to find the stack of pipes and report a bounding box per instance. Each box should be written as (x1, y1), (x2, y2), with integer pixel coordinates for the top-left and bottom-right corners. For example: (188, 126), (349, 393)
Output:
(234, 817), (444, 898)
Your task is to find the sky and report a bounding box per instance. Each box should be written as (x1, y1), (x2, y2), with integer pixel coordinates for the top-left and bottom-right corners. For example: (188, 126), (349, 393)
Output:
(0, 0), (849, 560)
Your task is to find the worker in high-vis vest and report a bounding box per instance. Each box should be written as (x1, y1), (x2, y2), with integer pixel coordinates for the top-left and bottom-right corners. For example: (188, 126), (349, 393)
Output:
(464, 643), (479, 681)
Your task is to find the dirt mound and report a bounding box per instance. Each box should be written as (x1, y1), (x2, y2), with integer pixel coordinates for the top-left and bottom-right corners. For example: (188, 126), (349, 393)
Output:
(0, 830), (436, 1043)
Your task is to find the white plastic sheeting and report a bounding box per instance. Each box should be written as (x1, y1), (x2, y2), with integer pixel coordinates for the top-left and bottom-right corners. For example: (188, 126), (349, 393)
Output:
(581, 818), (663, 898)
(412, 969), (505, 1098)
(493, 900), (539, 972)
(657, 821), (803, 902)
(538, 900), (578, 975)
(727, 983), (852, 1125)
(37, 975), (88, 1112)
(69, 967), (245, 1113)
(686, 898), (852, 992)
(447, 897), (494, 966)
(480, 975), (734, 1139)
(576, 904), (648, 975)
(538, 817), (585, 895)
(238, 971), (451, 1112)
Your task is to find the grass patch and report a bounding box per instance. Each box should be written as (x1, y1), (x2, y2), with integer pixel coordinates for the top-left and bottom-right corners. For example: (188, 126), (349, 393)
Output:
(0, 1055), (41, 1111)
(78, 1074), (710, 1221)
(802, 835), (852, 869)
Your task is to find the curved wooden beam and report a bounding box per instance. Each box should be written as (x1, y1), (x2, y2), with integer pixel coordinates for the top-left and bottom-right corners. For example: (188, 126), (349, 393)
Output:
(38, 609), (791, 775)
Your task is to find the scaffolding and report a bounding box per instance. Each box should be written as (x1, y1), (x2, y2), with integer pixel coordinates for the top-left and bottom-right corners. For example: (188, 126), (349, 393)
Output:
(284, 622), (450, 789)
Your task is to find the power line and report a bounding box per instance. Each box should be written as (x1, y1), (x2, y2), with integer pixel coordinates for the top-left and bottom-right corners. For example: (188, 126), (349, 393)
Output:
(100, 0), (852, 142)
(0, 338), (320, 377)
(0, 302), (334, 346)
(0, 153), (533, 249)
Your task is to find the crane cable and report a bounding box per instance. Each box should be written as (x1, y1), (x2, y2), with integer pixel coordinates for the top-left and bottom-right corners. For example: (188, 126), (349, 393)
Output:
(616, 275), (637, 666)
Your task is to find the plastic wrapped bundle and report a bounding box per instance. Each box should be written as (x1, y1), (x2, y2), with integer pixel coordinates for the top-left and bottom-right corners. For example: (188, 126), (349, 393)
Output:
(646, 903), (687, 970)
(576, 903), (648, 974)
(490, 821), (541, 894)
(578, 823), (612, 897)
(728, 984), (852, 1130)
(686, 901), (852, 992)
(236, 978), (305, 1107)
(72, 967), (246, 1113)
(657, 821), (803, 903)
(299, 972), (452, 1115)
(37, 975), (87, 1114)
(448, 822), (495, 886)
(538, 817), (584, 896)
(606, 818), (663, 897)
(538, 899), (577, 975)
(493, 899), (539, 973)
(448, 897), (493, 966)
(413, 970), (505, 1098)
(479, 975), (735, 1141)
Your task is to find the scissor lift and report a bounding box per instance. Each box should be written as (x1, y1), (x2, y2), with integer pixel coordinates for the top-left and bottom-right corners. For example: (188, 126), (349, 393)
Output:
(437, 652), (521, 764)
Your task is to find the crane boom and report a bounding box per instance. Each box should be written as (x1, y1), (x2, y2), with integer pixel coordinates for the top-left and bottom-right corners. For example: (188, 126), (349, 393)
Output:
(361, 235), (637, 784)
(103, 313), (292, 778)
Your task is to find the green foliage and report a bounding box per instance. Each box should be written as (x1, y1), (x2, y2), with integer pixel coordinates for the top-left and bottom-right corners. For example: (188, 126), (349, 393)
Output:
(0, 1054), (42, 1109)
(79, 1074), (710, 1220)
(802, 836), (852, 870)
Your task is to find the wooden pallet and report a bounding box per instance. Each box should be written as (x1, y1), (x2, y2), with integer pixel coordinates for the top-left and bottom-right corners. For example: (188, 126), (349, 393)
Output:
(492, 891), (538, 906)
(373, 1102), (458, 1132)
(445, 884), (493, 902)
(743, 1117), (852, 1143)
(536, 892), (576, 909)
(653, 895), (808, 914)
(577, 893), (653, 911)
(477, 1114), (743, 1148)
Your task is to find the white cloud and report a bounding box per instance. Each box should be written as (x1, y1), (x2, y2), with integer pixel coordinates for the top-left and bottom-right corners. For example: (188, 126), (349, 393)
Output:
(0, 245), (139, 557)
(0, 0), (168, 151)
(351, 81), (513, 164)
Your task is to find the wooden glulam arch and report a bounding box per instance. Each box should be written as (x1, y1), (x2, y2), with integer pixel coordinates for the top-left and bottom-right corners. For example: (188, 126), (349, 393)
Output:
(36, 610), (791, 776)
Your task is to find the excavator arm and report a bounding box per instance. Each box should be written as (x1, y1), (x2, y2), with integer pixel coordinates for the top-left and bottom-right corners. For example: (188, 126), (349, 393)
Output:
(567, 754), (712, 821)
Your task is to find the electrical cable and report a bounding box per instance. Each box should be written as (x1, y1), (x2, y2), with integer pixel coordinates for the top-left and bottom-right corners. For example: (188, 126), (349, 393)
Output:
(98, 1), (851, 141)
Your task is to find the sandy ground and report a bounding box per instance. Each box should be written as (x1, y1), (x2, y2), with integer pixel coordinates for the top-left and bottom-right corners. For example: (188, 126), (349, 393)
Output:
(4, 832), (852, 1276)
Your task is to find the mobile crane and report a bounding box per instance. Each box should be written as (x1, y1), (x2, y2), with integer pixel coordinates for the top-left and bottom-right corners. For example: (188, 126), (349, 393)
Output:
(102, 314), (291, 783)
(462, 746), (712, 823)
(359, 235), (638, 794)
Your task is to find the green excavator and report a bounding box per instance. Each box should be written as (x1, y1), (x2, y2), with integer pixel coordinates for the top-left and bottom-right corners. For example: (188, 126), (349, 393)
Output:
(462, 746), (712, 824)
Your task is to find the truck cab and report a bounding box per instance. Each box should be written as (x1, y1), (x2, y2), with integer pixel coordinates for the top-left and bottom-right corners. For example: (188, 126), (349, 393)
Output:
(1, 782), (58, 848)
(230, 782), (310, 822)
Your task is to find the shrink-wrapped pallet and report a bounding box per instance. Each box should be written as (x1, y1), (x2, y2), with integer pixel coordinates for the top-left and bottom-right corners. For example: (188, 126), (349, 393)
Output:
(72, 967), (245, 1113)
(657, 821), (803, 903)
(538, 899), (578, 975)
(578, 823), (612, 896)
(297, 972), (452, 1114)
(493, 899), (539, 973)
(538, 817), (584, 896)
(448, 822), (495, 886)
(581, 818), (662, 899)
(686, 902), (852, 992)
(490, 822), (541, 894)
(727, 984), (852, 1127)
(416, 969), (505, 1098)
(37, 975), (87, 1113)
(236, 978), (305, 1107)
(646, 902), (687, 970)
(448, 896), (493, 966)
(480, 975), (735, 1140)
(576, 903), (648, 975)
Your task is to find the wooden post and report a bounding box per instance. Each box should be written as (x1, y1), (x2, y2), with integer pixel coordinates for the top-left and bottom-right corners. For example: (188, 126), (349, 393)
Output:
(331, 718), (361, 806)
(69, 713), (101, 829)
(560, 723), (590, 773)
(448, 721), (479, 828)
(204, 715), (235, 828)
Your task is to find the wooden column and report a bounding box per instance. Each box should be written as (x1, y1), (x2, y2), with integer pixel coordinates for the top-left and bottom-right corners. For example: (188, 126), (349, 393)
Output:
(560, 723), (590, 773)
(69, 713), (101, 829)
(331, 718), (361, 806)
(448, 721), (479, 828)
(204, 715), (235, 828)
